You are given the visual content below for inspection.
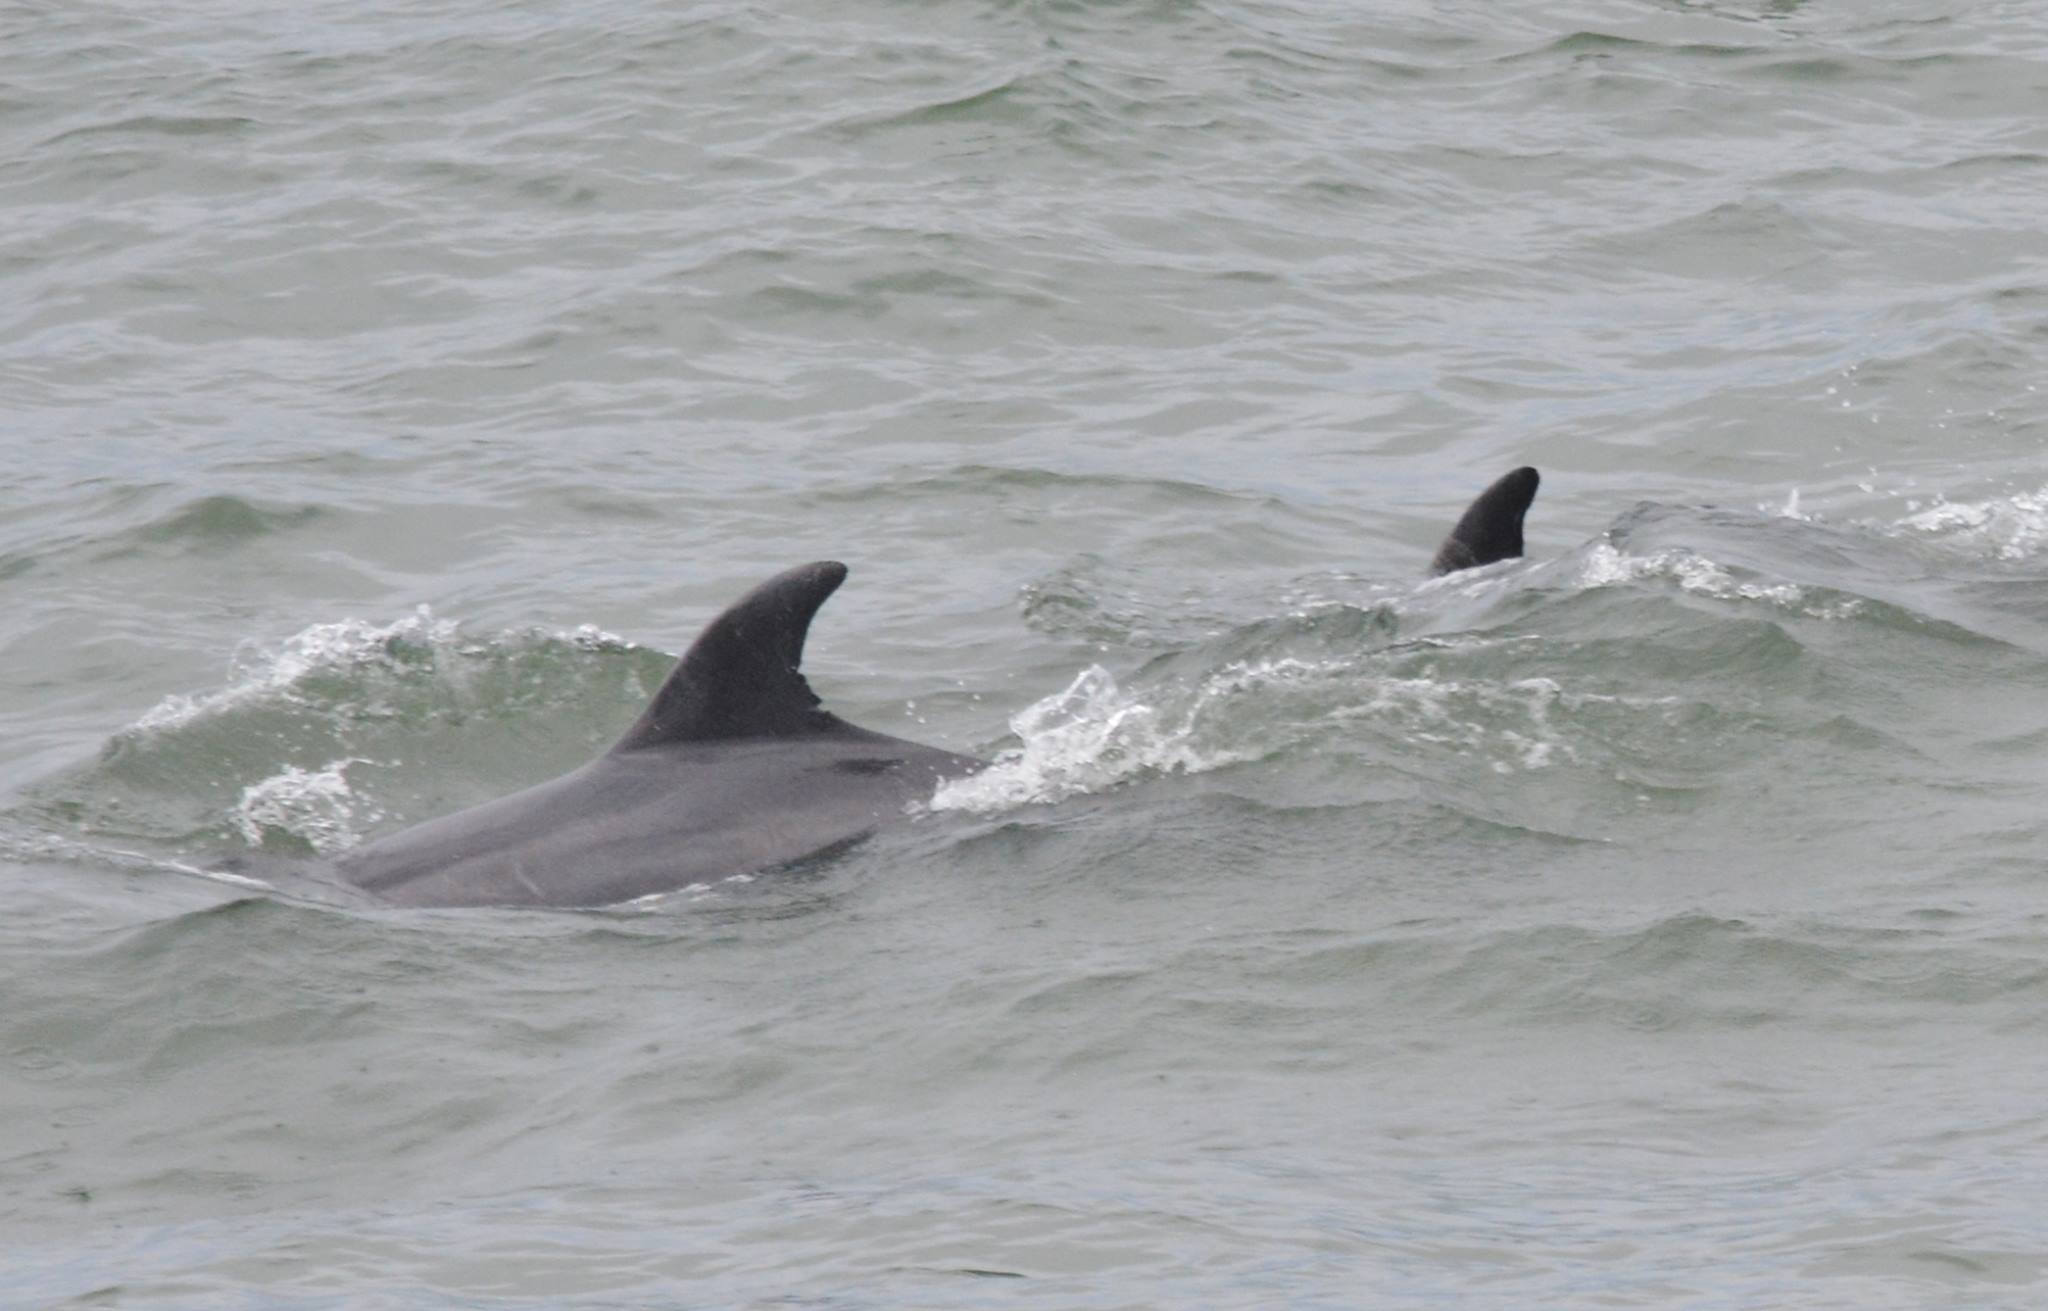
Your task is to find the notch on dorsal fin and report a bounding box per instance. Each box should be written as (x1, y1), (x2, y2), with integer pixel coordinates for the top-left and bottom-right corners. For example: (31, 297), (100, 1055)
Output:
(1430, 466), (1540, 575)
(612, 561), (851, 751)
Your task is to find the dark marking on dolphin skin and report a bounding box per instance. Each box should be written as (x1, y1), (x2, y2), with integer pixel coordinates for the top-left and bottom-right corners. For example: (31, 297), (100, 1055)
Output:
(336, 562), (982, 909)
(1430, 466), (1540, 575)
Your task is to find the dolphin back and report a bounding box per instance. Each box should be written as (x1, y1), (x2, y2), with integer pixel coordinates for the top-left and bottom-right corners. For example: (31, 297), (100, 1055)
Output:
(336, 559), (983, 908)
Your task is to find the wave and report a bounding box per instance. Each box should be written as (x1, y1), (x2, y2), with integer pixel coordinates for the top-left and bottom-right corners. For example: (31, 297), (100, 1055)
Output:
(941, 491), (2046, 817)
(1893, 483), (2048, 563)
(25, 482), (2048, 853)
(20, 610), (670, 856)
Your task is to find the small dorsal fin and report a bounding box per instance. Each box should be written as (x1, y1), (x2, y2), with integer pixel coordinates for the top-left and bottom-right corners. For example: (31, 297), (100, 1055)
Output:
(612, 561), (850, 751)
(1430, 466), (1540, 575)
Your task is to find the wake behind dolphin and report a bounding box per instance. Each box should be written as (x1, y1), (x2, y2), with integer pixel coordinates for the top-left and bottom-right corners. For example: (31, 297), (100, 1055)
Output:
(332, 467), (1540, 908)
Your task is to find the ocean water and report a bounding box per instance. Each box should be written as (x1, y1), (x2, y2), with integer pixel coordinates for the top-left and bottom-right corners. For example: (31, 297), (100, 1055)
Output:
(5, 0), (2048, 1305)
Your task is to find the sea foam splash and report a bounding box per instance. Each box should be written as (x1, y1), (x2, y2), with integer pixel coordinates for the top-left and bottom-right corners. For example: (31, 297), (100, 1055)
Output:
(1330, 673), (1580, 773)
(929, 648), (1599, 815)
(930, 664), (1255, 814)
(134, 607), (462, 733)
(231, 758), (381, 854)
(1762, 479), (2048, 564)
(1896, 484), (2048, 561)
(100, 607), (640, 854)
(131, 608), (632, 736)
(1574, 543), (1862, 620)
(0, 828), (275, 893)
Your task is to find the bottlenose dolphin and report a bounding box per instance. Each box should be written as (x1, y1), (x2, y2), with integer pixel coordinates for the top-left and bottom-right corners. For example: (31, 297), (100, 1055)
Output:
(334, 467), (1539, 908)
(1430, 466), (1540, 575)
(337, 561), (981, 908)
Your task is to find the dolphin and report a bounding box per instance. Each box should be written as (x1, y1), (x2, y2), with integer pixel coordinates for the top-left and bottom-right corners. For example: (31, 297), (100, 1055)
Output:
(1430, 466), (1540, 575)
(332, 467), (1540, 908)
(336, 561), (981, 908)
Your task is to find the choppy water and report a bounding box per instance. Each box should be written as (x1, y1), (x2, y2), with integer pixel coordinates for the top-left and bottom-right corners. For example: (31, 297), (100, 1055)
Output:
(6, 0), (2048, 1305)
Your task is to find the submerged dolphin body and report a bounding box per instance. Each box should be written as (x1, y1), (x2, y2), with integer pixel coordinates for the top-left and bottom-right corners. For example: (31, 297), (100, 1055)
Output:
(335, 467), (1540, 909)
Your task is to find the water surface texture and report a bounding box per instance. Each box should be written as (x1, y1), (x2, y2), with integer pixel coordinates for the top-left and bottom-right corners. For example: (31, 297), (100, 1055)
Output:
(5, 0), (2048, 1306)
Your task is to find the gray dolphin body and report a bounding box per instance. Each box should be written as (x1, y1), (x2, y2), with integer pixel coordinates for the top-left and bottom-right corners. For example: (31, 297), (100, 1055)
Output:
(335, 467), (1539, 909)
(337, 561), (980, 908)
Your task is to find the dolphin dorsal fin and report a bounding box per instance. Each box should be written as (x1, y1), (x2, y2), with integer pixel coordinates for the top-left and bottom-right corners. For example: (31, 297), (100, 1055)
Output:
(612, 561), (850, 751)
(1430, 466), (1540, 575)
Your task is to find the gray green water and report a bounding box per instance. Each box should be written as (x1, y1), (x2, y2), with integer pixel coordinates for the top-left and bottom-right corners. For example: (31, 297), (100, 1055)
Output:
(5, 0), (2048, 1305)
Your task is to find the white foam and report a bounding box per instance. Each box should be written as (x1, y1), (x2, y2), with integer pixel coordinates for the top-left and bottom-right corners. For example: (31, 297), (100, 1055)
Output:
(929, 652), (1597, 815)
(177, 862), (276, 891)
(563, 622), (630, 650)
(1575, 544), (1859, 619)
(929, 664), (1257, 814)
(1764, 487), (1811, 521)
(1897, 485), (2048, 561)
(1331, 673), (1580, 770)
(231, 758), (380, 854)
(0, 831), (276, 892)
(619, 871), (758, 911)
(135, 606), (460, 733)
